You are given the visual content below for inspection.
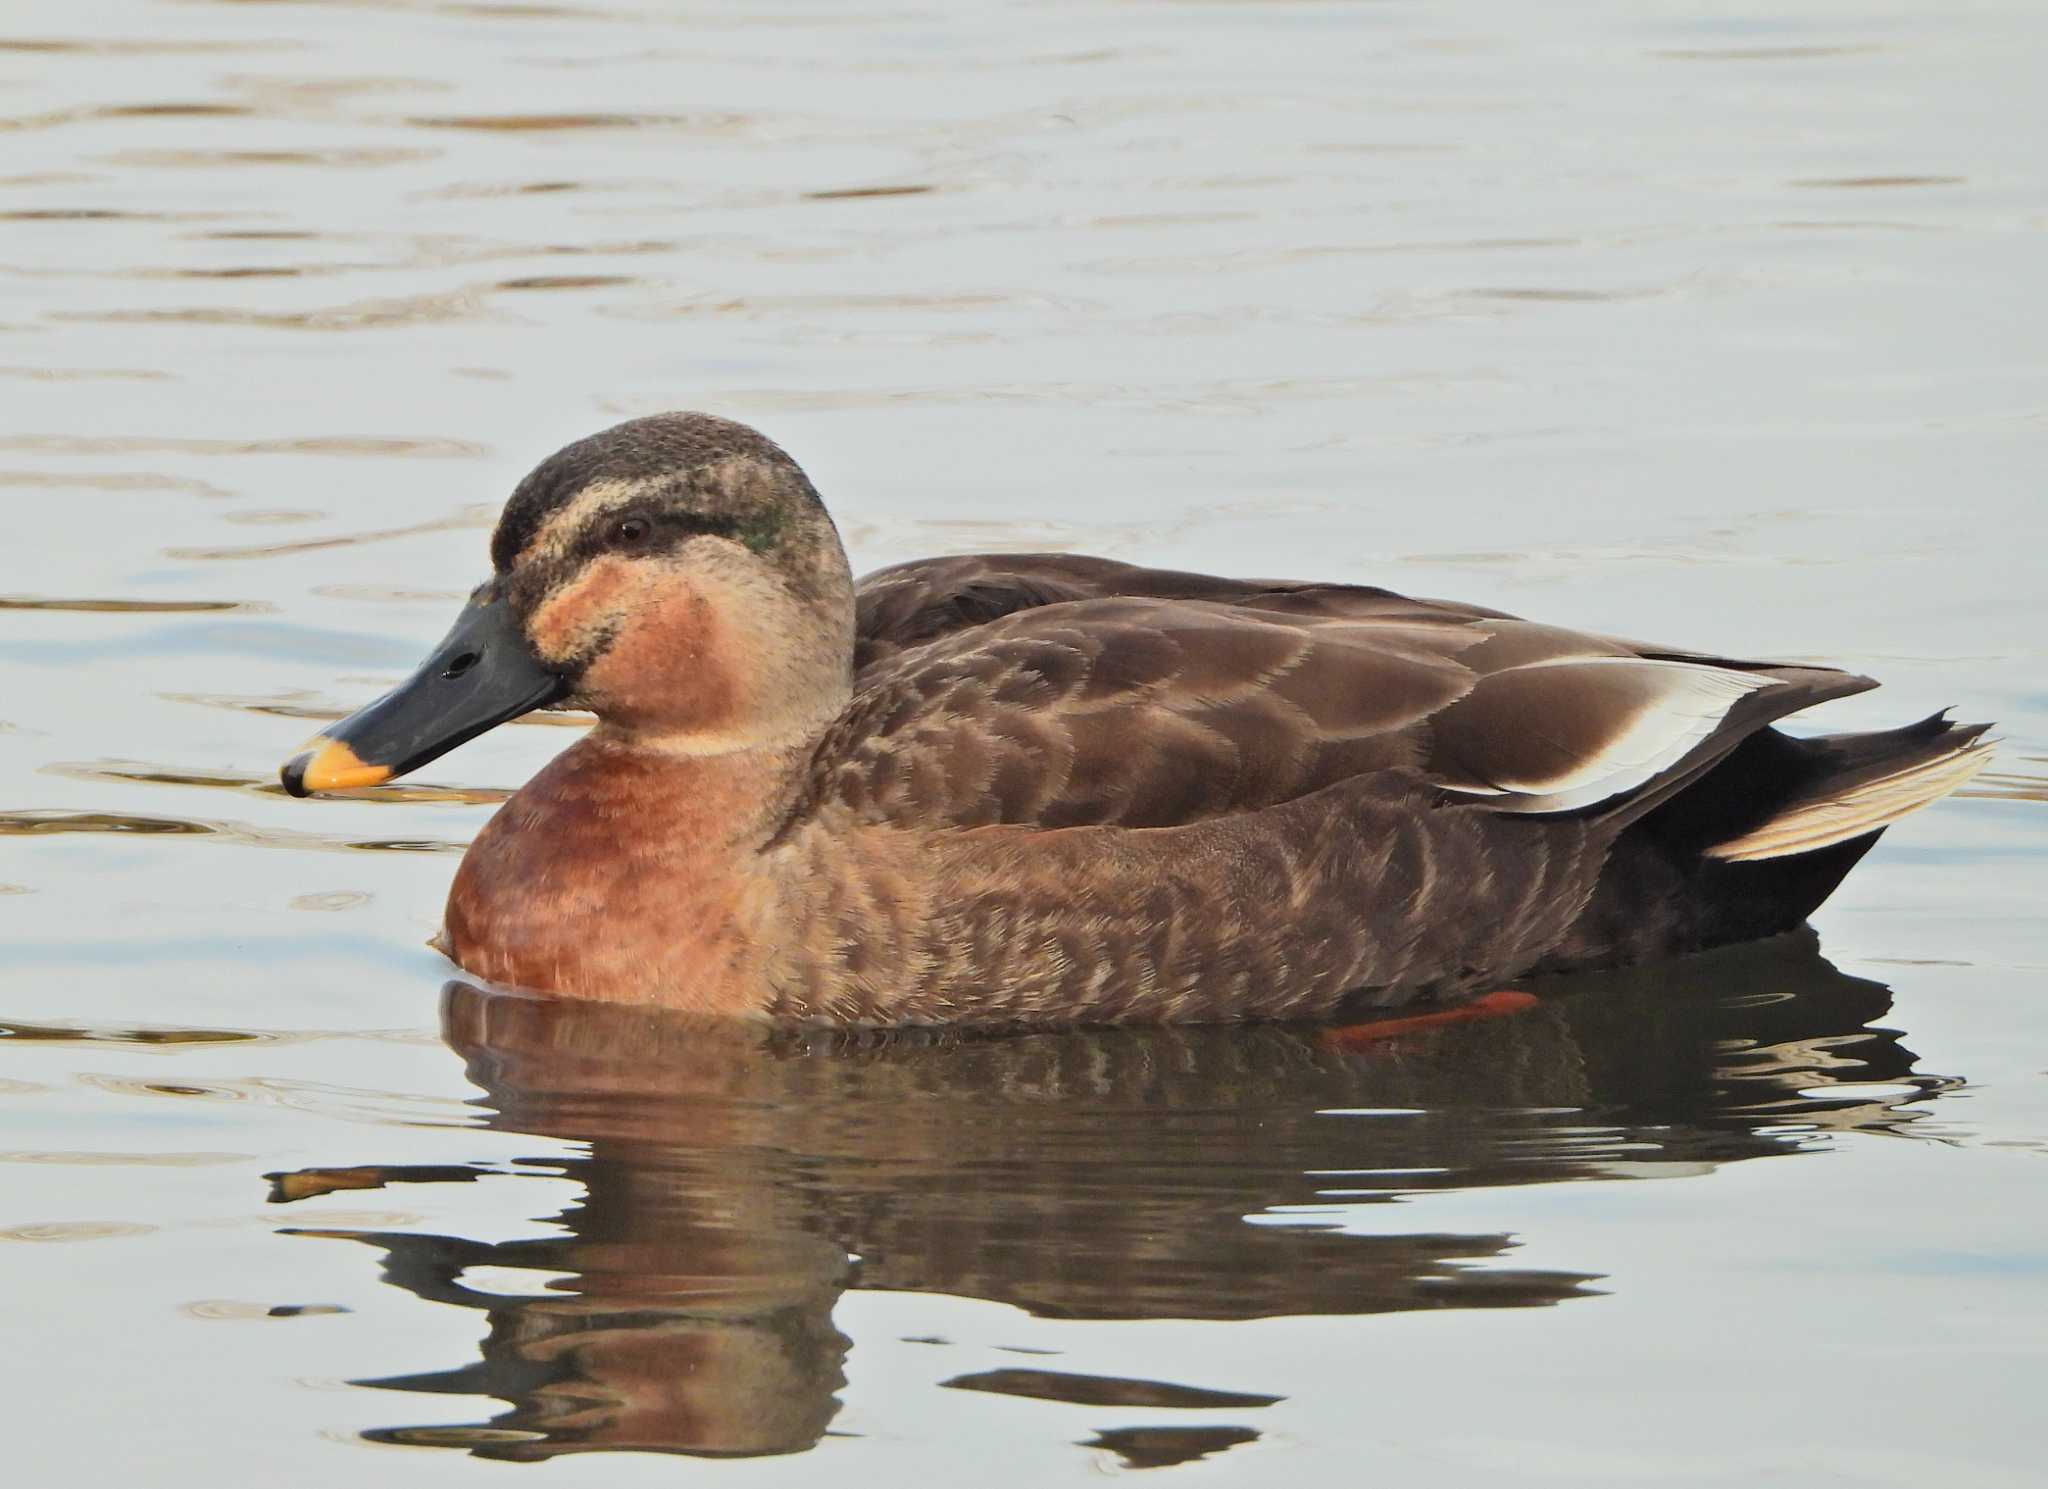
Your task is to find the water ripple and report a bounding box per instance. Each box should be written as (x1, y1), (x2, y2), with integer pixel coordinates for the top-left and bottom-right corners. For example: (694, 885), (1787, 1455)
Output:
(0, 596), (271, 614)
(165, 504), (494, 561)
(0, 809), (466, 854)
(407, 110), (748, 132)
(0, 433), (485, 459)
(103, 148), (433, 170)
(64, 288), (496, 333)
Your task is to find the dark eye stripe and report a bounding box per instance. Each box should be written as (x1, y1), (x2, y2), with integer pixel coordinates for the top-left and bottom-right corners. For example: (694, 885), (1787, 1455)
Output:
(570, 509), (741, 561)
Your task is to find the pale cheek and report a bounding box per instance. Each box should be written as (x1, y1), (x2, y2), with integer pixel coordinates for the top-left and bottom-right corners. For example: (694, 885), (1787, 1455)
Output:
(529, 557), (640, 664)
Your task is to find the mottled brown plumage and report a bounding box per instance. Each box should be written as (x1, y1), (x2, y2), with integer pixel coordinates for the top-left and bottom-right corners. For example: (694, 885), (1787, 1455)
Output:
(284, 413), (1993, 1024)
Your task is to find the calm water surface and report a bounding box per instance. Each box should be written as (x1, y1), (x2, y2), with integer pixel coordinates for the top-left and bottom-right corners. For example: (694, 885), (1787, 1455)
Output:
(3, 1), (2045, 1482)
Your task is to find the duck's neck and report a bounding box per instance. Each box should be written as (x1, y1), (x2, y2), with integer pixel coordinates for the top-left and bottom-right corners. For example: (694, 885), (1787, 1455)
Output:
(551, 725), (818, 853)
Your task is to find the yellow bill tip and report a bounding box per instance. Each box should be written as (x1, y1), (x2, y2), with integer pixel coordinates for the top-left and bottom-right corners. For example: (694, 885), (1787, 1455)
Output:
(281, 737), (393, 797)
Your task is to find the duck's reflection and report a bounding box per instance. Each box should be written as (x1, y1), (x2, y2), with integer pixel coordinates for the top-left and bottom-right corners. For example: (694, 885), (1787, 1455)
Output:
(274, 931), (1950, 1461)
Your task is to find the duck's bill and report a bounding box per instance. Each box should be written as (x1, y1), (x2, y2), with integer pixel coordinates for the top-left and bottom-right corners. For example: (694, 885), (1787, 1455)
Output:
(280, 589), (568, 797)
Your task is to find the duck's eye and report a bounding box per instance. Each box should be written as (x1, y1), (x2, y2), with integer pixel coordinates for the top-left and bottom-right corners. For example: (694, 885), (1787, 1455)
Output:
(612, 515), (653, 548)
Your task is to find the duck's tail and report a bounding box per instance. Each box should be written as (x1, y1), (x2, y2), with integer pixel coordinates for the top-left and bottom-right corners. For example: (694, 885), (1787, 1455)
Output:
(1704, 712), (1994, 862)
(1539, 711), (1992, 975)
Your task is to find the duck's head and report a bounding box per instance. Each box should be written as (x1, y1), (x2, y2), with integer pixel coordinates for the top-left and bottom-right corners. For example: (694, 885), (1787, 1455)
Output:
(281, 413), (855, 796)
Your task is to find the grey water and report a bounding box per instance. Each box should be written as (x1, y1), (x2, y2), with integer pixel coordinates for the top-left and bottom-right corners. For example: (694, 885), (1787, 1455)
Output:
(2, 0), (2045, 1483)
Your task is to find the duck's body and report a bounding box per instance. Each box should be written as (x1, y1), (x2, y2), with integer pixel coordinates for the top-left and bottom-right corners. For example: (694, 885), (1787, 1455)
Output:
(285, 415), (1991, 1025)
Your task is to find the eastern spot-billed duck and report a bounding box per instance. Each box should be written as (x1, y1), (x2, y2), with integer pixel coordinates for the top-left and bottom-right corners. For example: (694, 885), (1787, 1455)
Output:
(279, 413), (1992, 1025)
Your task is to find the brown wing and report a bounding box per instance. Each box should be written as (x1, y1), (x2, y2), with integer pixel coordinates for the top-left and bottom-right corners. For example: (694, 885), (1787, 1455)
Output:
(814, 555), (1876, 835)
(820, 595), (1478, 830)
(851, 552), (1511, 670)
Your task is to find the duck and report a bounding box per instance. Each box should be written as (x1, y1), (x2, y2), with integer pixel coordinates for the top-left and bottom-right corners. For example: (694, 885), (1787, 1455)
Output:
(279, 412), (1992, 1026)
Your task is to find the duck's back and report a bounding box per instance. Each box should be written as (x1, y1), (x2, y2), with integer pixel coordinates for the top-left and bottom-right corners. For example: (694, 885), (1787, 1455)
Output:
(817, 553), (1871, 838)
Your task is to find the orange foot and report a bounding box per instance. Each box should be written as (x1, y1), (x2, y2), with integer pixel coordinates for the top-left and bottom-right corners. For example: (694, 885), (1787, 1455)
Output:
(1318, 990), (1541, 1052)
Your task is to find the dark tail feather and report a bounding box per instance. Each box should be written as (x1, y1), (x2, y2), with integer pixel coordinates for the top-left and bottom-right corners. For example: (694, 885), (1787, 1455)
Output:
(1705, 712), (1993, 862)
(1689, 831), (1884, 949)
(1551, 713), (1991, 969)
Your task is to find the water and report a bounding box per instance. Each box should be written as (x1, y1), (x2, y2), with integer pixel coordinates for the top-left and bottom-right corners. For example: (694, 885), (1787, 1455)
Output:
(3, 0), (2045, 1481)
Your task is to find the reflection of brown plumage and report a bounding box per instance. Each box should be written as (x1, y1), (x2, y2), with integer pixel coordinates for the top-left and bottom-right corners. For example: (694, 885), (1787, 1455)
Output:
(281, 414), (1990, 1022)
(274, 933), (1947, 1461)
